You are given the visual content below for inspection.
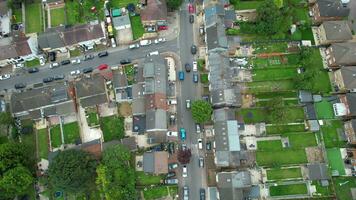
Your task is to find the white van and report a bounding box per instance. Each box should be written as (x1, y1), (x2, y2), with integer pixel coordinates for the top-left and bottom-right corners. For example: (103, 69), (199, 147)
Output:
(193, 61), (198, 71)
(140, 39), (151, 46)
(198, 139), (203, 149)
(147, 51), (159, 57)
(111, 38), (116, 48)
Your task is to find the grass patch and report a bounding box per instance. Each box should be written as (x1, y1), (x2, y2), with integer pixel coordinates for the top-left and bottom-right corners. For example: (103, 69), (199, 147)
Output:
(252, 42), (289, 54)
(309, 49), (331, 93)
(252, 67), (297, 81)
(257, 140), (283, 151)
(65, 0), (104, 25)
(315, 99), (334, 119)
(50, 7), (66, 27)
(231, 0), (264, 10)
(246, 80), (296, 93)
(100, 115), (125, 142)
(109, 0), (139, 8)
(254, 91), (297, 99)
(270, 183), (308, 196)
(334, 177), (356, 200)
(87, 112), (99, 127)
(124, 64), (135, 85)
(267, 167), (302, 180)
(13, 8), (23, 23)
(239, 107), (304, 124)
(266, 124), (306, 134)
(251, 57), (298, 69)
(322, 120), (346, 148)
(26, 59), (40, 68)
(255, 99), (298, 107)
(21, 132), (36, 171)
(25, 3), (42, 33)
(70, 48), (81, 57)
(143, 186), (176, 200)
(136, 171), (164, 186)
(130, 15), (144, 40)
(197, 59), (206, 72)
(62, 122), (80, 144)
(286, 132), (317, 148)
(200, 74), (209, 84)
(312, 180), (332, 196)
(326, 148), (345, 176)
(38, 129), (49, 160)
(257, 149), (307, 166)
(50, 125), (62, 148)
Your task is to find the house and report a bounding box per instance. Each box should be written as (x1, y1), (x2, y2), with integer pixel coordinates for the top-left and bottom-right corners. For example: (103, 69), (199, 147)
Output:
(299, 90), (313, 103)
(333, 93), (356, 117)
(334, 66), (356, 92)
(204, 1), (236, 29)
(325, 42), (356, 68)
(0, 0), (10, 36)
(10, 82), (75, 120)
(216, 171), (254, 200)
(315, 21), (352, 46)
(143, 151), (168, 174)
(205, 21), (228, 52)
(112, 69), (132, 102)
(307, 163), (330, 181)
(140, 0), (167, 27)
(310, 0), (350, 24)
(344, 119), (356, 144)
(74, 74), (108, 108)
(112, 14), (131, 30)
(38, 22), (106, 52)
(343, 148), (356, 176)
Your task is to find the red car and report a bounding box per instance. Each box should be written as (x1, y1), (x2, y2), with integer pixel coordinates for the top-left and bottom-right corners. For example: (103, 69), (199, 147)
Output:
(97, 64), (108, 70)
(188, 4), (195, 14)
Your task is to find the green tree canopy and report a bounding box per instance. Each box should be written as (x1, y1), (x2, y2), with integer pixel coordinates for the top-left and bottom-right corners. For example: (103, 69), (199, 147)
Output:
(48, 149), (97, 193)
(265, 96), (291, 124)
(0, 142), (31, 175)
(167, 0), (183, 11)
(96, 144), (136, 200)
(0, 112), (14, 127)
(191, 100), (213, 124)
(0, 166), (33, 198)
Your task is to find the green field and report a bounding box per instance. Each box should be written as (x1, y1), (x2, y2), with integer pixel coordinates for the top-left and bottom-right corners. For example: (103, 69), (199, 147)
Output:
(143, 186), (177, 200)
(322, 120), (346, 148)
(38, 129), (49, 159)
(136, 171), (164, 186)
(50, 125), (62, 148)
(267, 167), (302, 180)
(266, 124), (306, 134)
(257, 149), (308, 166)
(231, 0), (264, 10)
(253, 42), (289, 54)
(131, 16), (144, 40)
(110, 0), (139, 7)
(326, 148), (345, 175)
(63, 122), (80, 144)
(25, 3), (42, 33)
(334, 177), (356, 200)
(254, 91), (297, 99)
(87, 112), (99, 127)
(286, 132), (317, 148)
(252, 68), (298, 81)
(246, 80), (296, 93)
(257, 140), (283, 151)
(315, 99), (334, 119)
(270, 183), (308, 196)
(100, 115), (125, 142)
(240, 107), (304, 124)
(50, 7), (66, 27)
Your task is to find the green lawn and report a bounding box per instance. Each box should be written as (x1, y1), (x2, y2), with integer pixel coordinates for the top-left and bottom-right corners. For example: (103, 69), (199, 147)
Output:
(253, 42), (289, 54)
(100, 115), (125, 142)
(21, 132), (36, 171)
(255, 98), (298, 107)
(326, 148), (345, 175)
(252, 67), (297, 81)
(246, 80), (296, 93)
(50, 7), (66, 27)
(50, 125), (62, 148)
(26, 59), (40, 68)
(125, 64), (135, 85)
(110, 0), (139, 8)
(131, 16), (144, 40)
(257, 140), (283, 151)
(251, 57), (298, 69)
(65, 1), (81, 25)
(25, 3), (42, 33)
(334, 177), (356, 200)
(136, 171), (164, 186)
(38, 129), (49, 160)
(13, 8), (23, 23)
(257, 149), (308, 166)
(315, 99), (334, 119)
(266, 124), (305, 135)
(286, 132), (317, 148)
(267, 167), (302, 180)
(322, 120), (346, 148)
(269, 183), (308, 196)
(239, 107), (304, 124)
(200, 74), (209, 84)
(254, 91), (297, 99)
(309, 49), (331, 93)
(65, 0), (104, 25)
(293, 7), (311, 25)
(312, 180), (332, 197)
(143, 186), (177, 200)
(87, 112), (99, 127)
(231, 0), (264, 10)
(62, 122), (80, 144)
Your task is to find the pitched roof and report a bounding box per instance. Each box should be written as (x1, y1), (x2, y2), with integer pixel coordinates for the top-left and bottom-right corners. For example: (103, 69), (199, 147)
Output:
(146, 109), (167, 131)
(0, 44), (18, 60)
(211, 87), (241, 107)
(322, 21), (352, 41)
(304, 103), (317, 120)
(213, 108), (236, 122)
(38, 27), (66, 49)
(316, 0), (350, 18)
(143, 152), (154, 173)
(307, 163), (330, 180)
(112, 14), (131, 28)
(120, 137), (137, 151)
(346, 93), (356, 114)
(0, 1), (9, 16)
(75, 74), (108, 107)
(132, 98), (145, 115)
(140, 0), (167, 22)
(299, 90), (313, 103)
(143, 151), (168, 174)
(217, 171), (252, 199)
(330, 42), (356, 65)
(147, 131), (167, 144)
(112, 69), (128, 89)
(339, 66), (356, 89)
(62, 23), (105, 46)
(206, 20), (228, 51)
(143, 56), (167, 95)
(215, 120), (240, 152)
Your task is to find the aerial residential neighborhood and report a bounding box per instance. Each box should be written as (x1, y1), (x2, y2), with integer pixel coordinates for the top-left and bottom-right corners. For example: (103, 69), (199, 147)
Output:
(1, 0), (356, 200)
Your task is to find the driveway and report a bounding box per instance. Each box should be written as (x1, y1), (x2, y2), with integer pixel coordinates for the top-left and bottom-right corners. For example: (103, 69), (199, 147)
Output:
(117, 28), (133, 44)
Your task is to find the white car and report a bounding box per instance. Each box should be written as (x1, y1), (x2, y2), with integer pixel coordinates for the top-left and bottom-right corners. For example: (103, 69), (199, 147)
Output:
(193, 61), (198, 71)
(0, 74), (10, 80)
(198, 139), (203, 149)
(39, 56), (46, 66)
(182, 165), (188, 177)
(186, 99), (191, 109)
(166, 131), (178, 137)
(71, 58), (81, 64)
(70, 70), (81, 76)
(147, 51), (159, 57)
(129, 44), (140, 49)
(196, 124), (201, 133)
(158, 38), (166, 43)
(50, 62), (59, 69)
(154, 39), (159, 44)
(13, 63), (24, 68)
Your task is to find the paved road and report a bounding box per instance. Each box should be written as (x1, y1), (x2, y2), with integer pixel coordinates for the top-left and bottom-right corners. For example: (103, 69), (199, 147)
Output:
(0, 39), (177, 91)
(177, 0), (206, 199)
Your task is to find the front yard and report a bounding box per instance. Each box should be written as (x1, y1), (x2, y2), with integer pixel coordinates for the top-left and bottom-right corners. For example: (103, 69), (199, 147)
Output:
(25, 2), (42, 33)
(143, 186), (178, 200)
(100, 115), (125, 142)
(130, 16), (144, 40)
(269, 183), (308, 196)
(50, 7), (66, 27)
(267, 167), (302, 181)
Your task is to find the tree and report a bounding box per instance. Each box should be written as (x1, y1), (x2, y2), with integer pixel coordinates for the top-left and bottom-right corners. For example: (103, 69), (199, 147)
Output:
(274, 0), (284, 8)
(265, 96), (290, 124)
(0, 166), (33, 198)
(48, 149), (97, 193)
(177, 149), (192, 164)
(166, 0), (183, 11)
(0, 112), (13, 127)
(191, 100), (213, 124)
(0, 142), (31, 175)
(96, 145), (136, 200)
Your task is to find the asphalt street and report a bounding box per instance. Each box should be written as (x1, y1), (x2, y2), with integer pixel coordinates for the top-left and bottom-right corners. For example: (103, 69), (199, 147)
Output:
(0, 39), (177, 91)
(176, 0), (207, 199)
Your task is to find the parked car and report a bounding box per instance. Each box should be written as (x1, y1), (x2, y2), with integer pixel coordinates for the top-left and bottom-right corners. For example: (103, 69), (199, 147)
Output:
(179, 71), (185, 80)
(120, 59), (131, 65)
(167, 131), (178, 137)
(181, 143), (187, 151)
(14, 83), (26, 89)
(167, 99), (177, 105)
(186, 99), (191, 109)
(166, 172), (176, 178)
(54, 74), (65, 80)
(198, 138), (203, 149)
(140, 39), (151, 46)
(200, 188), (206, 200)
(185, 63), (191, 72)
(39, 56), (46, 66)
(48, 52), (56, 61)
(199, 26), (205, 35)
(70, 70), (80, 76)
(206, 141), (212, 150)
(147, 51), (159, 57)
(97, 64), (109, 70)
(193, 73), (198, 83)
(183, 186), (189, 200)
(158, 38), (166, 43)
(189, 15), (194, 23)
(61, 60), (70, 65)
(193, 61), (198, 71)
(28, 67), (39, 73)
(129, 43), (140, 49)
(154, 39), (160, 44)
(168, 163), (178, 170)
(49, 62), (59, 69)
(13, 63), (24, 68)
(0, 74), (10, 80)
(71, 58), (81, 64)
(196, 124), (201, 133)
(188, 3), (195, 13)
(83, 67), (93, 74)
(164, 178), (178, 185)
(191, 45), (197, 54)
(199, 157), (204, 168)
(84, 54), (94, 61)
(168, 143), (175, 154)
(180, 128), (186, 141)
(182, 165), (188, 177)
(98, 51), (109, 57)
(43, 77), (54, 83)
